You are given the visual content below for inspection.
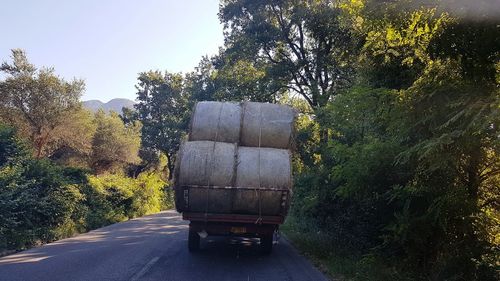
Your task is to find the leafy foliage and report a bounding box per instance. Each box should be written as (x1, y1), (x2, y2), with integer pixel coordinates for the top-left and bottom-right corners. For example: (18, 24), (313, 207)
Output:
(84, 172), (169, 228)
(134, 71), (190, 179)
(0, 49), (85, 158)
(91, 110), (141, 174)
(219, 0), (358, 108)
(48, 108), (96, 168)
(283, 1), (499, 279)
(0, 126), (86, 250)
(1, 2), (498, 280)
(0, 124), (171, 251)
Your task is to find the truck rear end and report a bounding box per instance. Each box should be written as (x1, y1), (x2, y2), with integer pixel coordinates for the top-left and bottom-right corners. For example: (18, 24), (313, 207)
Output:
(176, 185), (290, 253)
(174, 101), (296, 254)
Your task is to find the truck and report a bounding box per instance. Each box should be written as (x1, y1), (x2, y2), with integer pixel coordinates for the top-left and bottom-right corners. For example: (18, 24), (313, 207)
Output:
(174, 101), (295, 254)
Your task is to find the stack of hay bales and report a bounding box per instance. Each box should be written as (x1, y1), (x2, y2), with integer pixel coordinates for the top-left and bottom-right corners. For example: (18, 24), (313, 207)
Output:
(174, 101), (296, 217)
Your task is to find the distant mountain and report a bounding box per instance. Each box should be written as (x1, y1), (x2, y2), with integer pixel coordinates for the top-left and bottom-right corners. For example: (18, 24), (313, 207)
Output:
(83, 98), (135, 113)
(82, 100), (104, 111)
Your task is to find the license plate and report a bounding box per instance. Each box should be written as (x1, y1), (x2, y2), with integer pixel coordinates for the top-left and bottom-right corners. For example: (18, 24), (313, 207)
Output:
(230, 227), (247, 234)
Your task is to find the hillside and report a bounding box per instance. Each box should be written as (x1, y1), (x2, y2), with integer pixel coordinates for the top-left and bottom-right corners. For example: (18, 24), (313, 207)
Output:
(83, 98), (135, 113)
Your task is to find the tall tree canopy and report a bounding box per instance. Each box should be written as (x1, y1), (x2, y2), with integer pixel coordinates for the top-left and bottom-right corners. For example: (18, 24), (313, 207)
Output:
(91, 110), (141, 174)
(288, 1), (499, 279)
(219, 0), (358, 108)
(0, 49), (85, 158)
(134, 71), (189, 179)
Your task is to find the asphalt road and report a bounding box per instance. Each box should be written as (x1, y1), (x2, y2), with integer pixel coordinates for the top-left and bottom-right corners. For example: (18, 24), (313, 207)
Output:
(0, 211), (329, 281)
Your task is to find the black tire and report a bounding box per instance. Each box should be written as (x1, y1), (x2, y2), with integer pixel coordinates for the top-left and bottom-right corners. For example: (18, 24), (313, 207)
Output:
(188, 227), (200, 252)
(260, 234), (273, 255)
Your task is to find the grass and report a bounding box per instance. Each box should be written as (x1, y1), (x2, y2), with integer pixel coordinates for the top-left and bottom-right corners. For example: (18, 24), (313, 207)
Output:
(281, 216), (410, 281)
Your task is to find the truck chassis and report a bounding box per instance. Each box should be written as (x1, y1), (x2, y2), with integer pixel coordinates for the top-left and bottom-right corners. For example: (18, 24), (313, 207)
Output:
(183, 212), (285, 254)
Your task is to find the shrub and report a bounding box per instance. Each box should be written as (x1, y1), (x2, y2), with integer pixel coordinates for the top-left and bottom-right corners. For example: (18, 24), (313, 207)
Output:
(0, 159), (86, 250)
(0, 124), (172, 252)
(84, 172), (170, 227)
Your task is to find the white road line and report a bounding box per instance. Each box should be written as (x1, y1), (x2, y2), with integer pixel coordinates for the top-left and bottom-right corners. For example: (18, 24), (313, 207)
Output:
(129, 256), (160, 281)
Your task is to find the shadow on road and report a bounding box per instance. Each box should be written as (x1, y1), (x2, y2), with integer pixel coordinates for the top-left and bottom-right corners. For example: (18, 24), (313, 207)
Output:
(200, 236), (266, 257)
(0, 212), (187, 266)
(0, 211), (328, 281)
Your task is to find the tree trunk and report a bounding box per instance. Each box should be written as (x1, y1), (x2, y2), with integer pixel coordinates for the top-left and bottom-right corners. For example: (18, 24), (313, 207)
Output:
(35, 133), (49, 158)
(167, 152), (175, 181)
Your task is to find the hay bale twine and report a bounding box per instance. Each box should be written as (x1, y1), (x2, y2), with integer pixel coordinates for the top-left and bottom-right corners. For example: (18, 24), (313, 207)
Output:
(189, 101), (241, 143)
(241, 102), (296, 149)
(177, 141), (236, 187)
(235, 147), (292, 189)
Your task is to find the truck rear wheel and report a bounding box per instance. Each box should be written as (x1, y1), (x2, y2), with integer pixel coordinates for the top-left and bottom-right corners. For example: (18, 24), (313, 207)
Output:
(188, 226), (200, 252)
(260, 234), (273, 255)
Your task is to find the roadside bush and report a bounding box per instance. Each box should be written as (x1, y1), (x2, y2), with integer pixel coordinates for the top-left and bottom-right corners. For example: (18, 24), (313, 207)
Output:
(288, 78), (499, 280)
(0, 126), (88, 250)
(0, 124), (172, 253)
(84, 172), (170, 228)
(84, 174), (135, 227)
(133, 172), (171, 215)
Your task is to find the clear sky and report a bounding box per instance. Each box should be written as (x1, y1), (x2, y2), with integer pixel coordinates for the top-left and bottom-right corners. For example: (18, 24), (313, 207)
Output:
(1, 0), (224, 102)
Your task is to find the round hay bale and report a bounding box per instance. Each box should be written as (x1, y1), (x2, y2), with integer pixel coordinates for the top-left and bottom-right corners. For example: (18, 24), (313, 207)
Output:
(241, 102), (296, 149)
(232, 189), (286, 215)
(189, 101), (241, 143)
(177, 141), (236, 187)
(235, 147), (292, 189)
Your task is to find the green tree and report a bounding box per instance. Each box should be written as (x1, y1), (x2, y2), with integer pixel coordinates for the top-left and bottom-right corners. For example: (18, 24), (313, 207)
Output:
(0, 125), (87, 250)
(359, 7), (449, 89)
(219, 0), (358, 109)
(0, 123), (29, 166)
(134, 71), (189, 179)
(0, 49), (85, 158)
(49, 108), (97, 168)
(212, 53), (277, 102)
(292, 2), (498, 279)
(184, 54), (277, 103)
(90, 110), (141, 174)
(183, 56), (218, 103)
(388, 59), (499, 279)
